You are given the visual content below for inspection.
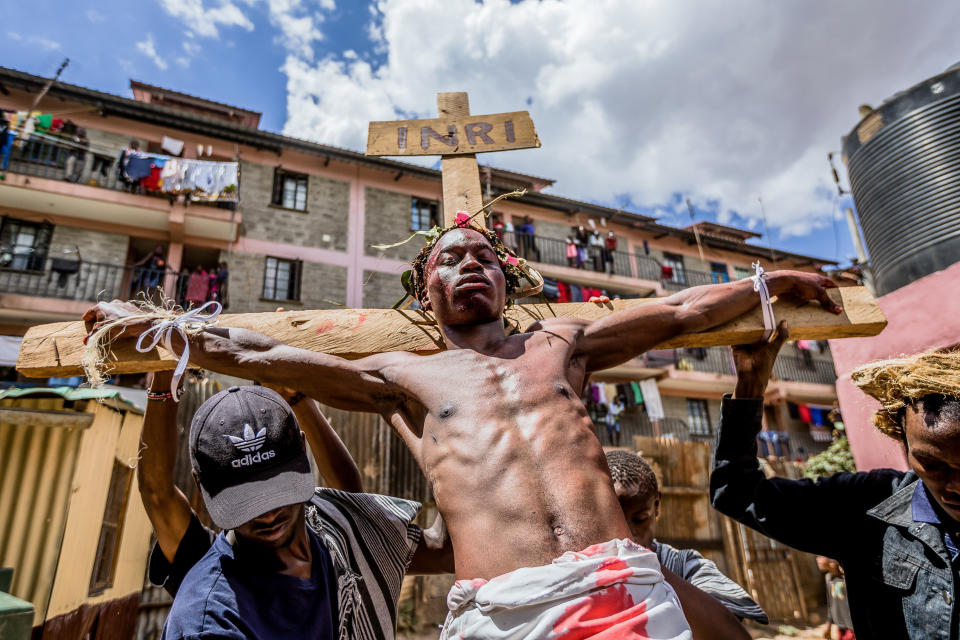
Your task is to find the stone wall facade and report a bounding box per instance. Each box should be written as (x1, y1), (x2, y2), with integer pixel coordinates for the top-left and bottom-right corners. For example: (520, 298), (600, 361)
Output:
(50, 224), (129, 266)
(364, 187), (421, 263)
(221, 250), (347, 313)
(238, 161), (349, 251)
(361, 270), (407, 309)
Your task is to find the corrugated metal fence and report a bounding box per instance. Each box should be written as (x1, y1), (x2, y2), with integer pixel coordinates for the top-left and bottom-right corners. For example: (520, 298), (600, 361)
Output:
(0, 396), (85, 626)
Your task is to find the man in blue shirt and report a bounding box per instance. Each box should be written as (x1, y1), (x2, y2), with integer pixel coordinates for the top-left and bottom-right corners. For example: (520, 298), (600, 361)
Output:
(711, 322), (960, 639)
(159, 384), (452, 640)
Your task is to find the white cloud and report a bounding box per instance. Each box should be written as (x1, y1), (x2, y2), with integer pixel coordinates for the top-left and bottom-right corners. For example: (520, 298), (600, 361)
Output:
(158, 0), (255, 38)
(136, 34), (169, 70)
(7, 32), (22, 41)
(157, 0), (329, 59)
(34, 37), (61, 51)
(86, 9), (106, 22)
(175, 56), (191, 68)
(279, 0), (960, 239)
(183, 39), (202, 56)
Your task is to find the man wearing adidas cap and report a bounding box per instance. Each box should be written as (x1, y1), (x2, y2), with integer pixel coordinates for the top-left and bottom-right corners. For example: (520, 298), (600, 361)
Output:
(160, 384), (452, 640)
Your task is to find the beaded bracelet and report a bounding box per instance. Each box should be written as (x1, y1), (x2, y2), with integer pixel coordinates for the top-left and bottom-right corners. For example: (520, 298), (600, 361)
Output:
(147, 390), (174, 402)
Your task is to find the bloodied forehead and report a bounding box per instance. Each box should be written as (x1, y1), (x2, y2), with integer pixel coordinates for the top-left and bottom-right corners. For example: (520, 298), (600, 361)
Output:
(426, 228), (498, 267)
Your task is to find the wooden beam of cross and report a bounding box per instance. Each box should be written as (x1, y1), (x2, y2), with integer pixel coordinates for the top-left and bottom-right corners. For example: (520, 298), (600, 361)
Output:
(366, 92), (540, 226)
(16, 287), (886, 378)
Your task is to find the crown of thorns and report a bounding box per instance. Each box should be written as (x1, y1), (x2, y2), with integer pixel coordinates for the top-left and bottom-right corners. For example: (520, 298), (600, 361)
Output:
(851, 349), (960, 441)
(373, 203), (543, 310)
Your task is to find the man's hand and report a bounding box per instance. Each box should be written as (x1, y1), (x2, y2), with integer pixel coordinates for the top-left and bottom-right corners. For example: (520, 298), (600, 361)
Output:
(767, 271), (842, 314)
(82, 300), (153, 342)
(732, 321), (790, 399)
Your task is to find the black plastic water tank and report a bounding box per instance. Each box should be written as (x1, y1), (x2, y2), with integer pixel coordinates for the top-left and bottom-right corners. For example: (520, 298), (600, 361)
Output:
(843, 65), (960, 295)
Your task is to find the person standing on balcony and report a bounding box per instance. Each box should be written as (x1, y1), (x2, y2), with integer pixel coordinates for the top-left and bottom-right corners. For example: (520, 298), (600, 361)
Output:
(589, 229), (605, 272)
(606, 395), (625, 446)
(574, 225), (589, 268)
(605, 231), (618, 274)
(712, 324), (960, 639)
(517, 215), (539, 262)
(131, 244), (166, 299)
(64, 127), (88, 183)
(185, 265), (209, 308)
(565, 235), (577, 268)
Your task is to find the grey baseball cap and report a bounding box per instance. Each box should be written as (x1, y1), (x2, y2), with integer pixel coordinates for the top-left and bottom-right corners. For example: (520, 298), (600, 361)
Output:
(189, 385), (314, 530)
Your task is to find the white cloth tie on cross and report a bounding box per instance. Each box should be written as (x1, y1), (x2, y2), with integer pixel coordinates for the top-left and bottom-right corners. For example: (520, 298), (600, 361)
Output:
(751, 262), (776, 342)
(135, 301), (222, 401)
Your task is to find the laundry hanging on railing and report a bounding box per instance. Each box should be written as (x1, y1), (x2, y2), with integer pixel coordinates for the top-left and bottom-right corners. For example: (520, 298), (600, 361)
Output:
(123, 152), (239, 202)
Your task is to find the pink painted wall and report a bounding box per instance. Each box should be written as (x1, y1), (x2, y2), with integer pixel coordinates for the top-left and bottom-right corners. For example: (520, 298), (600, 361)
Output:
(830, 260), (960, 471)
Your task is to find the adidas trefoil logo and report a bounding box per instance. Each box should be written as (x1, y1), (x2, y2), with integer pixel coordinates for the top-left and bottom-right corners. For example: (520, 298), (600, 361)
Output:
(227, 423), (267, 453)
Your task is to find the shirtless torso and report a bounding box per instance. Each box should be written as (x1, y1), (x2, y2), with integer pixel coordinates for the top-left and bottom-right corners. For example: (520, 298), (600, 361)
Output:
(379, 322), (626, 578)
(85, 228), (840, 581)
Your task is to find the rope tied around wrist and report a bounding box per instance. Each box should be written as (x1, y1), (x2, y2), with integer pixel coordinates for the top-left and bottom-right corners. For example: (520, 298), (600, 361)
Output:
(83, 297), (222, 401)
(751, 262), (776, 342)
(135, 301), (222, 401)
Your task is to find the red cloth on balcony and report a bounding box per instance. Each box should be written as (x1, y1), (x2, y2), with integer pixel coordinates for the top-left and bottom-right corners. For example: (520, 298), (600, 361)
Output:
(556, 280), (571, 303)
(661, 265), (673, 279)
(142, 165), (163, 191)
(798, 404), (812, 423)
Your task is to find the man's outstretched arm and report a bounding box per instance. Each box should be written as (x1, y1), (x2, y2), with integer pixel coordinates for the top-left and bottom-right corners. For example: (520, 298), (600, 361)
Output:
(577, 270), (841, 372)
(83, 301), (408, 414)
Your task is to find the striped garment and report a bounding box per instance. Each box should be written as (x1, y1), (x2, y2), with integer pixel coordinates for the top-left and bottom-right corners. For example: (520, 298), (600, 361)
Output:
(305, 488), (423, 640)
(654, 540), (768, 624)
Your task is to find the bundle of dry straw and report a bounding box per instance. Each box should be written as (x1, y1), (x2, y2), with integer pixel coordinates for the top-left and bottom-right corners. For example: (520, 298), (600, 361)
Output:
(851, 349), (960, 440)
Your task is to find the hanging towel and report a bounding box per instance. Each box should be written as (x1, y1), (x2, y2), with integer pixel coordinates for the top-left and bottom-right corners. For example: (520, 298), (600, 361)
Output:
(161, 135), (185, 156)
(639, 380), (664, 420)
(798, 404), (812, 423)
(596, 383), (608, 404)
(630, 381), (643, 405)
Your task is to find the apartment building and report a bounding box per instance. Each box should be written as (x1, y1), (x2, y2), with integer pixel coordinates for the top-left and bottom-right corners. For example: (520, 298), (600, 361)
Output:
(0, 65), (839, 458)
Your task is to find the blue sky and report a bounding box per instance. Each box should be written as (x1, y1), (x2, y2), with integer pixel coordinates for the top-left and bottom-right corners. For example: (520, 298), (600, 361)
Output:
(5, 1), (958, 265)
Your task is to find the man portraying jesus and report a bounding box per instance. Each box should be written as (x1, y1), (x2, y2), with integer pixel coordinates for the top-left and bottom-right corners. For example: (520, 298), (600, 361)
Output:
(84, 215), (840, 639)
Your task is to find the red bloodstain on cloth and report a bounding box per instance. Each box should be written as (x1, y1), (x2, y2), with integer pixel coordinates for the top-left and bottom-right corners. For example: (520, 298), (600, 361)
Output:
(552, 584), (649, 639)
(594, 557), (634, 588)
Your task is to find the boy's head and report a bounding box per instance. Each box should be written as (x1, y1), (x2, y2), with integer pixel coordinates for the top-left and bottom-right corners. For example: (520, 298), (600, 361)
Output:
(605, 449), (660, 547)
(853, 350), (960, 521)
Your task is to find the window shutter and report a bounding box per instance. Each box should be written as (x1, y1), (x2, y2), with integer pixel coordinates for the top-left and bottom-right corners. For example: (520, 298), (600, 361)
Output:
(294, 260), (303, 301)
(272, 169), (283, 205)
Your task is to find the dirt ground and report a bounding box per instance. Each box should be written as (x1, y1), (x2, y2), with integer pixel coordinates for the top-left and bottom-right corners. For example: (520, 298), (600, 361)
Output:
(397, 623), (831, 639)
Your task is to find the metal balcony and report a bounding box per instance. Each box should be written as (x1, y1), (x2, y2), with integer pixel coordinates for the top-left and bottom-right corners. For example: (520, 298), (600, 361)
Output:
(772, 354), (838, 386)
(1, 134), (237, 209)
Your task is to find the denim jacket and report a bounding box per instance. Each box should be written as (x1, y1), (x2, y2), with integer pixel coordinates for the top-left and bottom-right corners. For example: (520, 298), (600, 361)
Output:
(710, 395), (958, 639)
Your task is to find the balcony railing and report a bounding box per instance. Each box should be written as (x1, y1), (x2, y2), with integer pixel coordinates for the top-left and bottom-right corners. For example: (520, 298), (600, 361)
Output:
(645, 347), (735, 375)
(594, 412), (714, 447)
(2, 134), (237, 208)
(502, 231), (635, 277)
(497, 230), (734, 293)
(773, 354), (838, 386)
(0, 258), (126, 302)
(0, 258), (226, 308)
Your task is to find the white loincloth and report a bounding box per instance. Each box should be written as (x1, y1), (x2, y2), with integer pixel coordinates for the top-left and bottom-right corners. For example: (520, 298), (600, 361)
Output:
(440, 538), (692, 639)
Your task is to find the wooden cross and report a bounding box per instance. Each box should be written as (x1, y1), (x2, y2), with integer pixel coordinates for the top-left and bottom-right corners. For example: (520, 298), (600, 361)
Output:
(15, 91), (887, 378)
(365, 92), (540, 225)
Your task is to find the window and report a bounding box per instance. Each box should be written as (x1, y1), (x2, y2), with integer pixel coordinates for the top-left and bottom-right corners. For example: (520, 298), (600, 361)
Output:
(710, 262), (730, 284)
(411, 197), (439, 231)
(686, 398), (712, 436)
(89, 460), (133, 595)
(262, 256), (302, 301)
(734, 265), (753, 280)
(272, 169), (308, 211)
(662, 253), (686, 284)
(0, 217), (53, 271)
